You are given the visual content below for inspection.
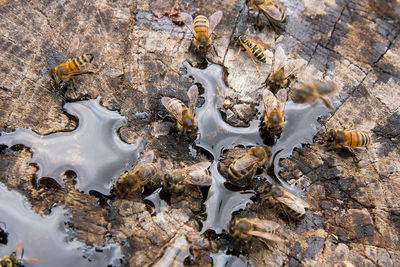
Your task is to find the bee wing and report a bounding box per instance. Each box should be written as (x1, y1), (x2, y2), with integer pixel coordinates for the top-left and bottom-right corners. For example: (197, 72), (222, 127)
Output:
(285, 58), (307, 77)
(273, 45), (286, 71)
(262, 89), (276, 114)
(258, 1), (286, 22)
(275, 88), (287, 114)
(233, 154), (257, 171)
(278, 192), (309, 215)
(315, 80), (338, 95)
(249, 218), (280, 232)
(185, 170), (212, 186)
(187, 160), (211, 171)
(184, 161), (212, 186)
(208, 10), (223, 35)
(180, 12), (195, 34)
(161, 97), (184, 122)
(137, 150), (155, 166)
(247, 230), (284, 243)
(187, 85), (199, 113)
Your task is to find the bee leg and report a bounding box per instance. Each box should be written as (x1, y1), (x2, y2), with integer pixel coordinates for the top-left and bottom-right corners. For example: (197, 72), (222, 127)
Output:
(255, 12), (264, 30)
(229, 47), (242, 62)
(211, 44), (219, 58)
(242, 44), (262, 78)
(265, 16), (279, 33)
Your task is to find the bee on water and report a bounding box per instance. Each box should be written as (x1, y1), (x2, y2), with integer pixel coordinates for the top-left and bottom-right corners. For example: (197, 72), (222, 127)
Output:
(248, 0), (286, 30)
(227, 146), (270, 187)
(180, 10), (223, 55)
(166, 160), (212, 187)
(291, 80), (338, 109)
(1, 240), (38, 267)
(261, 88), (287, 137)
(229, 217), (283, 243)
(230, 35), (271, 78)
(261, 184), (309, 220)
(115, 150), (158, 197)
(161, 85), (199, 140)
(265, 45), (307, 94)
(324, 129), (372, 148)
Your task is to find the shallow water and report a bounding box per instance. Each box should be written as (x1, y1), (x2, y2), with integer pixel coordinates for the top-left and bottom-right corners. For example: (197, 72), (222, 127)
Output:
(0, 184), (122, 266)
(0, 97), (145, 194)
(183, 61), (327, 234)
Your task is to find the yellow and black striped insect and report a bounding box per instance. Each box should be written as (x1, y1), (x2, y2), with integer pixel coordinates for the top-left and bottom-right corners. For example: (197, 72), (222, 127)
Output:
(181, 11), (223, 55)
(1, 240), (38, 267)
(227, 146), (269, 185)
(161, 85), (199, 140)
(324, 129), (372, 148)
(230, 35), (271, 78)
(49, 53), (94, 89)
(291, 80), (338, 109)
(262, 185), (309, 220)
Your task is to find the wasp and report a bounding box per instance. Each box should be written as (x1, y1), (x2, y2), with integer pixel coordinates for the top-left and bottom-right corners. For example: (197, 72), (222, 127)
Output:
(166, 160), (212, 187)
(229, 217), (283, 243)
(324, 129), (372, 148)
(161, 85), (199, 140)
(115, 150), (158, 197)
(291, 80), (338, 109)
(261, 184), (309, 220)
(262, 88), (287, 136)
(1, 240), (38, 267)
(181, 11), (223, 55)
(227, 146), (269, 187)
(265, 45), (307, 94)
(230, 35), (271, 78)
(249, 0), (286, 29)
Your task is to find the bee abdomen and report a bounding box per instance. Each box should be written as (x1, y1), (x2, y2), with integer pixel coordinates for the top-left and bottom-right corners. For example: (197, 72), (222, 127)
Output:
(239, 36), (266, 63)
(194, 15), (209, 33)
(228, 164), (256, 181)
(350, 131), (371, 147)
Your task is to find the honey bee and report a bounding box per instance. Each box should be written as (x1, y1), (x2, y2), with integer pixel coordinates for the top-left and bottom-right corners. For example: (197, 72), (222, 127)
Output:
(229, 217), (283, 243)
(167, 160), (212, 187)
(230, 35), (272, 78)
(115, 150), (158, 197)
(265, 45), (307, 93)
(324, 129), (372, 148)
(262, 88), (287, 135)
(161, 85), (199, 139)
(49, 53), (94, 88)
(181, 10), (223, 54)
(1, 240), (38, 267)
(262, 184), (309, 220)
(249, 0), (286, 29)
(291, 80), (338, 109)
(227, 146), (269, 186)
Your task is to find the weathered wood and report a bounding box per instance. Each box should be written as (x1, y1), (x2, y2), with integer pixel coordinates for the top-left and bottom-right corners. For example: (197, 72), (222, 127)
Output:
(0, 0), (399, 266)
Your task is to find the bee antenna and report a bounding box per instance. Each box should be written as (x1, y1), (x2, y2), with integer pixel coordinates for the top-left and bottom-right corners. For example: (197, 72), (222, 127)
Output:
(16, 240), (21, 254)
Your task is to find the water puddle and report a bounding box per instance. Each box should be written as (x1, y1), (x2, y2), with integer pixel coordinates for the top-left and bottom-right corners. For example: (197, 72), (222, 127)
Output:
(0, 184), (122, 266)
(183, 61), (327, 233)
(0, 97), (145, 194)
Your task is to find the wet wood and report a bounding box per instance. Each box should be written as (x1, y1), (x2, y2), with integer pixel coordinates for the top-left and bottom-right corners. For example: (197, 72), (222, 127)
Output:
(0, 0), (399, 266)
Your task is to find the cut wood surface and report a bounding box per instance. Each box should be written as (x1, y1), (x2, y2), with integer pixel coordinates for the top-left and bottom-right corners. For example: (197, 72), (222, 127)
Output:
(0, 0), (399, 266)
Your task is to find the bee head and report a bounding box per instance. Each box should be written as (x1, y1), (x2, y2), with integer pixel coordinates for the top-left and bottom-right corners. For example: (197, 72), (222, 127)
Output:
(326, 129), (336, 143)
(183, 118), (198, 137)
(198, 43), (211, 53)
(235, 219), (251, 234)
(270, 185), (284, 197)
